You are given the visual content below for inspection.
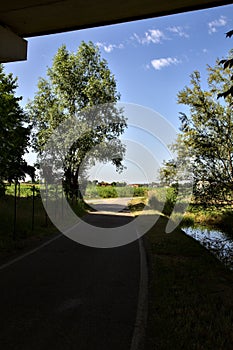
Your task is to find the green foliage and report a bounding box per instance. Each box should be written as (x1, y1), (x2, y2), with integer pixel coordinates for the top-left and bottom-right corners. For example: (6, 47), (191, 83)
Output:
(146, 216), (233, 350)
(218, 30), (233, 100)
(5, 183), (40, 197)
(97, 186), (118, 198)
(183, 203), (233, 236)
(0, 187), (86, 252)
(219, 209), (233, 235)
(148, 186), (179, 216)
(0, 64), (31, 186)
(84, 184), (147, 199)
(27, 42), (127, 199)
(0, 195), (54, 246)
(114, 186), (133, 197)
(179, 213), (195, 227)
(159, 159), (177, 185)
(162, 186), (178, 216)
(69, 198), (86, 217)
(128, 199), (146, 213)
(167, 54), (233, 204)
(84, 183), (99, 198)
(148, 185), (182, 217)
(133, 186), (148, 197)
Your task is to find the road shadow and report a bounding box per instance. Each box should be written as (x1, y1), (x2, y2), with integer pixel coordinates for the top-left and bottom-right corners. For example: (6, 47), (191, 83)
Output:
(86, 202), (132, 213)
(82, 211), (134, 228)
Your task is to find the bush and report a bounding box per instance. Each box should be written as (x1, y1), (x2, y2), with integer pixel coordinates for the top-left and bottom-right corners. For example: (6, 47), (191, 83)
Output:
(133, 187), (148, 197)
(162, 187), (178, 216)
(180, 213), (195, 227)
(97, 186), (118, 198)
(216, 210), (233, 236)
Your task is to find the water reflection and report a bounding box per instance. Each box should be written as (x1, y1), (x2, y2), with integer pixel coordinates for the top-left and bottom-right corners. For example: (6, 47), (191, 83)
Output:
(183, 226), (233, 271)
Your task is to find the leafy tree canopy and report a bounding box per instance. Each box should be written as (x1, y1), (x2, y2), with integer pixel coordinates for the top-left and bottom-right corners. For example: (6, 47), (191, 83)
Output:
(160, 52), (233, 203)
(0, 64), (31, 188)
(27, 42), (127, 198)
(218, 30), (233, 100)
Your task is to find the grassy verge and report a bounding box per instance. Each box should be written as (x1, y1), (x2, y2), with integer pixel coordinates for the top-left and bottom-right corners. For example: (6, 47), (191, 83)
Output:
(181, 204), (233, 236)
(137, 186), (233, 236)
(0, 195), (56, 261)
(145, 216), (233, 350)
(127, 196), (233, 348)
(0, 193), (86, 261)
(127, 197), (147, 214)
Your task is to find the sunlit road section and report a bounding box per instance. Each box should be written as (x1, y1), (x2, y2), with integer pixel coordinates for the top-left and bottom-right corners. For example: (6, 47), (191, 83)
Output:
(85, 197), (133, 214)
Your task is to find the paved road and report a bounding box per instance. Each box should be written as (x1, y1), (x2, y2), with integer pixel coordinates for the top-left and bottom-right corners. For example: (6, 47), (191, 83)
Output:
(85, 197), (133, 214)
(0, 212), (140, 350)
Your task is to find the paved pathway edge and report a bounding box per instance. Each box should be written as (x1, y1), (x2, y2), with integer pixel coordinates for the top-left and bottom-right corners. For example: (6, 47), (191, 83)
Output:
(130, 237), (148, 350)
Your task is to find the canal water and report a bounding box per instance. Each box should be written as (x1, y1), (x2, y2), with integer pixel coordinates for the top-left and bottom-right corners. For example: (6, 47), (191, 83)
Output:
(183, 226), (233, 271)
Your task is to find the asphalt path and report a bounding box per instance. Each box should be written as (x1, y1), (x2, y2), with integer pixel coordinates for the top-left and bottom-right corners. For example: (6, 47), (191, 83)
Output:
(0, 206), (141, 350)
(85, 197), (133, 214)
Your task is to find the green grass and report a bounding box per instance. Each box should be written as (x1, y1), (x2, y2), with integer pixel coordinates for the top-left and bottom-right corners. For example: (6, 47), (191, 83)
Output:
(1, 184), (233, 348)
(128, 192), (233, 348)
(0, 190), (86, 259)
(127, 197), (147, 214)
(145, 215), (233, 350)
(5, 183), (40, 197)
(180, 204), (233, 237)
(141, 187), (233, 237)
(0, 195), (56, 249)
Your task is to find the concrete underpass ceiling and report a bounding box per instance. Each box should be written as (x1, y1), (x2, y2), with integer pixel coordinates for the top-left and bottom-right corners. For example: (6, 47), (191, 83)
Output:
(0, 0), (232, 62)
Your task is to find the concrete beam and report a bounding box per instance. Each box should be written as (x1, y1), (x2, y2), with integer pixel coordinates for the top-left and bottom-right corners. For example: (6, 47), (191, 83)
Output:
(0, 25), (27, 63)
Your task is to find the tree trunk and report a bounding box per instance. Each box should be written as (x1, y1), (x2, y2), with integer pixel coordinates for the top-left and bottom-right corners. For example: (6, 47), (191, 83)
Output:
(64, 165), (83, 201)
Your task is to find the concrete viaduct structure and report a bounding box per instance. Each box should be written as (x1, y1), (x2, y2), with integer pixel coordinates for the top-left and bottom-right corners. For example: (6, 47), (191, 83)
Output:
(0, 0), (232, 63)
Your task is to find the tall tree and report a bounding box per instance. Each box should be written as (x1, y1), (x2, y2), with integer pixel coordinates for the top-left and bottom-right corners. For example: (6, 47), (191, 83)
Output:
(27, 42), (127, 199)
(159, 160), (177, 186)
(218, 30), (233, 100)
(161, 55), (233, 203)
(0, 64), (31, 190)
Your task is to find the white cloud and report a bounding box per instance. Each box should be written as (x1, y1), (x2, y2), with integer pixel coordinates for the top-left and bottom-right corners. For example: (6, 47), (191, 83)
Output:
(96, 42), (124, 53)
(167, 26), (189, 38)
(151, 57), (181, 70)
(208, 16), (227, 34)
(132, 29), (165, 45)
(143, 63), (151, 71)
(202, 48), (208, 54)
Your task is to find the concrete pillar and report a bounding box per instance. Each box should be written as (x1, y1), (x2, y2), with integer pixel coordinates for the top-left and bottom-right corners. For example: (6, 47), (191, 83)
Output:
(0, 25), (27, 63)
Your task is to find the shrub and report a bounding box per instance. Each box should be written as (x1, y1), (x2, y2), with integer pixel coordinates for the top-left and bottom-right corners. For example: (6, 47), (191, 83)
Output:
(162, 187), (178, 216)
(180, 213), (195, 227)
(133, 187), (148, 197)
(97, 186), (118, 198)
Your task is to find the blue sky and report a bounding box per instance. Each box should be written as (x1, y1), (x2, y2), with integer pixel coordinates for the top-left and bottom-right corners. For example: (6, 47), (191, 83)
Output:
(3, 4), (233, 183)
